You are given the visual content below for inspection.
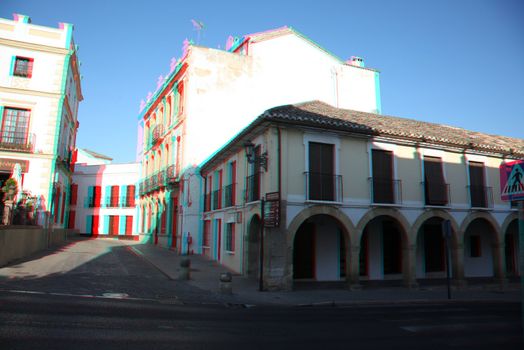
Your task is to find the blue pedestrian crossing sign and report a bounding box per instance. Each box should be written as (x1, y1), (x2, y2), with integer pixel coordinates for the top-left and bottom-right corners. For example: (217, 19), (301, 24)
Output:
(500, 160), (524, 201)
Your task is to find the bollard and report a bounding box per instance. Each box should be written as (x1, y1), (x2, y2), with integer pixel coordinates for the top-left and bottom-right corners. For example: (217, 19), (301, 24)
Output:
(179, 258), (191, 280)
(219, 272), (233, 294)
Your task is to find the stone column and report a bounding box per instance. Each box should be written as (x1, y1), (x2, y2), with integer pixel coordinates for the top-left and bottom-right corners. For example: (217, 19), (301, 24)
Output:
(451, 243), (467, 287)
(403, 244), (418, 288)
(348, 245), (361, 289)
(493, 242), (508, 288)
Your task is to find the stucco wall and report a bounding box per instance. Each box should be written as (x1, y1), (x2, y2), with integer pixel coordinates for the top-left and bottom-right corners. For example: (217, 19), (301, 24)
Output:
(0, 227), (68, 266)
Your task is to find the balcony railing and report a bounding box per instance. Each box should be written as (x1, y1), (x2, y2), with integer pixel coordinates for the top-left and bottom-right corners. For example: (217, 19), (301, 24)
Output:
(212, 189), (222, 210)
(246, 173), (261, 202)
(203, 193), (211, 212)
(167, 164), (178, 183)
(104, 197), (121, 208)
(157, 169), (166, 188)
(224, 183), (235, 207)
(0, 132), (35, 152)
(423, 182), (450, 206)
(369, 177), (402, 205)
(468, 185), (493, 208)
(305, 172), (343, 202)
(151, 124), (165, 146)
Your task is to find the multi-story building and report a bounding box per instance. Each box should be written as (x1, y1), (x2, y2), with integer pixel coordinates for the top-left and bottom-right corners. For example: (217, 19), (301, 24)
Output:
(200, 101), (523, 290)
(138, 26), (381, 251)
(0, 14), (82, 228)
(70, 149), (139, 238)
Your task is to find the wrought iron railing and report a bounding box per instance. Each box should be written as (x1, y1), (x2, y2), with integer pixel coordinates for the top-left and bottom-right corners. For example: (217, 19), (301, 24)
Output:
(467, 185), (493, 208)
(0, 132), (35, 152)
(245, 174), (260, 202)
(304, 172), (343, 202)
(423, 182), (450, 206)
(369, 177), (402, 205)
(224, 184), (235, 207)
(212, 189), (221, 210)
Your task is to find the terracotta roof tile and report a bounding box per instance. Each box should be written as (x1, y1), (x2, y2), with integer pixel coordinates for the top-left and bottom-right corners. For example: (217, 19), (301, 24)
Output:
(265, 101), (524, 156)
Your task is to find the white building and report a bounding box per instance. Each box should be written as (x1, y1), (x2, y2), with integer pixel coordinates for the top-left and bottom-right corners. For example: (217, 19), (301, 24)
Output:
(0, 14), (82, 228)
(138, 26), (380, 252)
(70, 149), (139, 239)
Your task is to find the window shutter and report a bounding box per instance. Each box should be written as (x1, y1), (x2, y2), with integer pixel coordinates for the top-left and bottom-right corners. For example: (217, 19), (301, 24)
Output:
(119, 215), (126, 235)
(103, 215), (109, 234)
(70, 184), (78, 205)
(86, 215), (92, 234)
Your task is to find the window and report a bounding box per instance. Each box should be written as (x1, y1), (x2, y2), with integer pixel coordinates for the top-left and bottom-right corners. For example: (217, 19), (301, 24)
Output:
(470, 235), (481, 257)
(125, 216), (133, 235)
(246, 146), (261, 202)
(203, 220), (211, 247)
(88, 186), (102, 207)
(224, 161), (236, 207)
(0, 108), (31, 147)
(87, 215), (99, 234)
(70, 184), (78, 205)
(372, 149), (395, 204)
(423, 156), (448, 206)
(110, 186), (119, 207)
(469, 162), (487, 207)
(13, 56), (34, 78)
(125, 185), (136, 207)
(68, 210), (76, 229)
(108, 215), (119, 235)
(225, 223), (235, 252)
(308, 142), (335, 201)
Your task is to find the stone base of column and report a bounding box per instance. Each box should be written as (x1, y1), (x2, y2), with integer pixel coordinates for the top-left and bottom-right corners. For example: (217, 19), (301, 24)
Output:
(452, 278), (467, 289)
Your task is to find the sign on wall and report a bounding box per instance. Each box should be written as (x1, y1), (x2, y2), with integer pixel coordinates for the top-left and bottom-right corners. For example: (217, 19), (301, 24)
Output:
(500, 160), (524, 201)
(264, 192), (280, 228)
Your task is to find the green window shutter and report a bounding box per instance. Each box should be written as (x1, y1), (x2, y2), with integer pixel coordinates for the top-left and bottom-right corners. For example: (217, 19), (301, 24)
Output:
(120, 185), (126, 207)
(86, 186), (94, 208)
(103, 216), (109, 234)
(105, 186), (111, 207)
(119, 215), (126, 234)
(85, 215), (92, 233)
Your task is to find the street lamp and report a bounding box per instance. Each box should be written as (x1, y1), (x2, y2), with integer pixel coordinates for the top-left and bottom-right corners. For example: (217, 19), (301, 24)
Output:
(243, 141), (268, 171)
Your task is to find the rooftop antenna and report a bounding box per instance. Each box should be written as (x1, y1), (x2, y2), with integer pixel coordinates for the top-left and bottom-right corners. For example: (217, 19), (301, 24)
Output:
(191, 19), (205, 45)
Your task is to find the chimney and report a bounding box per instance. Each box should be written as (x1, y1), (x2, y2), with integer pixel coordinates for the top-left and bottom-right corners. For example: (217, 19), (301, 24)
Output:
(13, 14), (31, 24)
(347, 56), (365, 68)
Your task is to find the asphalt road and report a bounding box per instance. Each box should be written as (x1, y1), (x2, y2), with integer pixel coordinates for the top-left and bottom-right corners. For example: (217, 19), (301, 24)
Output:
(0, 238), (521, 349)
(0, 291), (521, 350)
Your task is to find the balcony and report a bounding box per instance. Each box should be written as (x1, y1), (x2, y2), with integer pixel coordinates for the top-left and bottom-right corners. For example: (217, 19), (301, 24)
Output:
(0, 133), (35, 153)
(224, 183), (235, 207)
(105, 196), (120, 208)
(369, 177), (402, 205)
(157, 169), (166, 188)
(468, 185), (493, 209)
(423, 182), (450, 206)
(151, 124), (165, 147)
(212, 189), (222, 210)
(245, 174), (260, 203)
(167, 164), (178, 183)
(305, 172), (342, 202)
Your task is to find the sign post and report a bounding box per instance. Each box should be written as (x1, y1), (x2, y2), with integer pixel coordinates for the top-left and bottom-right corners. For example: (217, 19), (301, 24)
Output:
(442, 219), (452, 300)
(499, 160), (524, 341)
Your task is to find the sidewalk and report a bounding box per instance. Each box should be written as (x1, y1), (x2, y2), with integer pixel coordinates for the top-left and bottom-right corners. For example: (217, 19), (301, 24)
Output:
(130, 242), (522, 307)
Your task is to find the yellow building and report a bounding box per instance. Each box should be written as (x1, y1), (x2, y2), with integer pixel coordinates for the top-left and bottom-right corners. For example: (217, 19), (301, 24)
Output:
(200, 101), (523, 290)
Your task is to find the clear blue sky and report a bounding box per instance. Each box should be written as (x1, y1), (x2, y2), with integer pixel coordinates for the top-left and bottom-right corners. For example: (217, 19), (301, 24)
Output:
(2, 0), (523, 163)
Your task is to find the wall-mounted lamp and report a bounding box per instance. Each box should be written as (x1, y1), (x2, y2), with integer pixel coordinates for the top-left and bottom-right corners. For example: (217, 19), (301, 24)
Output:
(244, 141), (268, 171)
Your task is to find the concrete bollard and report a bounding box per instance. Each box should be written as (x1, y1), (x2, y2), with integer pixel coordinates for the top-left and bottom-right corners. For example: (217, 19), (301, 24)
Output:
(179, 258), (191, 280)
(219, 272), (233, 294)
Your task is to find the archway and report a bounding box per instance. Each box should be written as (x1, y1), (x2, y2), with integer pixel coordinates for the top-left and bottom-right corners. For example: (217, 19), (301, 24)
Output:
(359, 215), (408, 282)
(415, 217), (449, 279)
(505, 219), (519, 277)
(247, 215), (262, 279)
(292, 214), (348, 282)
(463, 218), (498, 278)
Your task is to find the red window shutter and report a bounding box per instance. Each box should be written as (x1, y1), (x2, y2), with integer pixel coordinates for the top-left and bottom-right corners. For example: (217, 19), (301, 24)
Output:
(54, 187), (61, 223)
(231, 161), (236, 206)
(111, 186), (119, 207)
(231, 224), (236, 252)
(60, 192), (66, 224)
(127, 185), (135, 206)
(93, 215), (99, 234)
(161, 210), (167, 233)
(94, 186), (101, 207)
(112, 216), (119, 235)
(125, 216), (133, 235)
(70, 184), (78, 205)
(68, 210), (76, 229)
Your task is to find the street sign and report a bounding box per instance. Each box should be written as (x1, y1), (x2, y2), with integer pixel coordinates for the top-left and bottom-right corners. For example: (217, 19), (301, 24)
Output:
(263, 192), (280, 227)
(500, 160), (524, 201)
